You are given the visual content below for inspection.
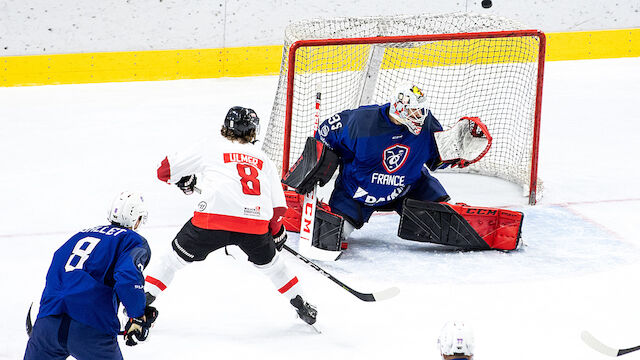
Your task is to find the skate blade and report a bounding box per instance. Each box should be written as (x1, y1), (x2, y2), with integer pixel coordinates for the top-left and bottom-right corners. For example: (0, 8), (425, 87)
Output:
(309, 323), (321, 334)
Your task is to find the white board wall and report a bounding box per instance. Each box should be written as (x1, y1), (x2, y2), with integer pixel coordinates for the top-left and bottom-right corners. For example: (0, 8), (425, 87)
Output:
(0, 0), (638, 56)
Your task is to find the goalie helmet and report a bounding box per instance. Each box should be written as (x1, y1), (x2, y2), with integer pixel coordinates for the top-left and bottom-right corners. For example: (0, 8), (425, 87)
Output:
(389, 83), (429, 135)
(108, 191), (148, 230)
(438, 320), (474, 359)
(223, 106), (260, 138)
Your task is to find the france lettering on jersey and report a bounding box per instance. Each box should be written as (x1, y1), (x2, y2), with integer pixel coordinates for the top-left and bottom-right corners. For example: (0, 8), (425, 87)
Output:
(315, 103), (444, 206)
(37, 225), (150, 336)
(157, 137), (287, 234)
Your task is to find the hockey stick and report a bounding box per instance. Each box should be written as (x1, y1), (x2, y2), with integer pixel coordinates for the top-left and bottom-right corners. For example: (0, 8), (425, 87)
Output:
(282, 244), (399, 302)
(298, 184), (342, 261)
(581, 330), (640, 357)
(296, 88), (341, 262)
(25, 302), (34, 337)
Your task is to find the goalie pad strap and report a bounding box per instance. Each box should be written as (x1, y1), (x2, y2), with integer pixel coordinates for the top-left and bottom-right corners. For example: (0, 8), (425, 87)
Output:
(282, 137), (339, 194)
(398, 199), (522, 250)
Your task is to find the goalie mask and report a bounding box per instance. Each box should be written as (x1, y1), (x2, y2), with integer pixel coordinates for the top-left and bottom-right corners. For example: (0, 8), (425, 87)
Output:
(224, 106), (260, 138)
(108, 191), (148, 230)
(389, 83), (429, 135)
(438, 321), (474, 359)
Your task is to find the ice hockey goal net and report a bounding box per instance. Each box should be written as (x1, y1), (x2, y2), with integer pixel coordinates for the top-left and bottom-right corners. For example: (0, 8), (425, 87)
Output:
(262, 13), (545, 204)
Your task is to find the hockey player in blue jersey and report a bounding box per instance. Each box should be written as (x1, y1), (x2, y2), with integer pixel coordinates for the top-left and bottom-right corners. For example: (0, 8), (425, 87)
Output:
(24, 191), (158, 360)
(283, 83), (523, 253)
(314, 83), (450, 231)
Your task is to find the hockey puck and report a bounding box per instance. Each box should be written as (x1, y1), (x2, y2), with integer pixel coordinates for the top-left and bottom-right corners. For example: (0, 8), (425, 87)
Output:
(481, 0), (492, 8)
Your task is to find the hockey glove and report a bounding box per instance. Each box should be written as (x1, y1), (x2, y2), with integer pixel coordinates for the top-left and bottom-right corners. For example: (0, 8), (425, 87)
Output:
(176, 174), (197, 195)
(273, 225), (287, 251)
(123, 316), (149, 346)
(143, 305), (159, 327)
(434, 117), (492, 168)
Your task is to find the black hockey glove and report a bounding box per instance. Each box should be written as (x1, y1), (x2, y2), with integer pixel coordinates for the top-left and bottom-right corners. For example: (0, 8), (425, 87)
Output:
(143, 305), (159, 327)
(123, 306), (158, 346)
(273, 225), (287, 251)
(176, 174), (197, 195)
(123, 316), (148, 346)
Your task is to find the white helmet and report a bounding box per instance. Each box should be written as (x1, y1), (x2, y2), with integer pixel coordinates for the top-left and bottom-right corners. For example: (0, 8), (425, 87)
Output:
(389, 83), (429, 135)
(107, 191), (148, 229)
(438, 320), (474, 358)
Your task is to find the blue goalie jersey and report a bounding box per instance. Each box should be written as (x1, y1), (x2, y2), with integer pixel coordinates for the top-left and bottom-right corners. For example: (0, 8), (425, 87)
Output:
(315, 103), (444, 207)
(37, 225), (151, 336)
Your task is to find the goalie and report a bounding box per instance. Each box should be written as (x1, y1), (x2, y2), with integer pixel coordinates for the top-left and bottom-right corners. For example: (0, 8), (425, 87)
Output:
(282, 83), (523, 253)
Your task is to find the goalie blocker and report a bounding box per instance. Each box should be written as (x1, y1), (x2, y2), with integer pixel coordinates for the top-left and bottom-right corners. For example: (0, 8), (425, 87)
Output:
(399, 199), (523, 250)
(282, 137), (339, 195)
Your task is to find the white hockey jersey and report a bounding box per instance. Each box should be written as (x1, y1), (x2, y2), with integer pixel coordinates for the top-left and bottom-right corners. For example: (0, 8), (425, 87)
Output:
(157, 137), (286, 235)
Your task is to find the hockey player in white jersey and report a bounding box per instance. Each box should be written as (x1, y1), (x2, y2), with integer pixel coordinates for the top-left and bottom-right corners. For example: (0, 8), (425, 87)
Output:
(145, 106), (317, 325)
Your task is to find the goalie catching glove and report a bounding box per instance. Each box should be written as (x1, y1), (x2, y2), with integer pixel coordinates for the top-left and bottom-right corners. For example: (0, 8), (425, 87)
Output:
(434, 117), (492, 168)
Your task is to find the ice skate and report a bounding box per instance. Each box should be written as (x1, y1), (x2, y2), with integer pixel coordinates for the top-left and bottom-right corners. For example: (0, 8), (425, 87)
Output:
(290, 295), (317, 325)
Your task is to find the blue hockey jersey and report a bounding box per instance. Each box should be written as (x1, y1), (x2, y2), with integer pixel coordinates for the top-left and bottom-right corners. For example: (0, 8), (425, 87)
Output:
(315, 103), (445, 207)
(37, 225), (150, 336)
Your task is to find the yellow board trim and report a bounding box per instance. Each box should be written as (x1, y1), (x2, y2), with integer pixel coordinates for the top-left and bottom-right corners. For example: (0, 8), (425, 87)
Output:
(1, 29), (638, 87)
(546, 29), (640, 61)
(0, 46), (283, 87)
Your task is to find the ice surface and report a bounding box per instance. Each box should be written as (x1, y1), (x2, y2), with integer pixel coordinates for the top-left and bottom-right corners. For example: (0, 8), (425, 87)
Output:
(1, 57), (639, 359)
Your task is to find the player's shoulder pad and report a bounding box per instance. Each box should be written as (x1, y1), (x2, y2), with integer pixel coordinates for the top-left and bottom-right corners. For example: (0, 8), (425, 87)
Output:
(347, 104), (396, 138)
(125, 234), (152, 270)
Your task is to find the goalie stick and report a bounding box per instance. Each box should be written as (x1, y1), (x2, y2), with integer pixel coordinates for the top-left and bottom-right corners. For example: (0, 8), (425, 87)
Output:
(296, 88), (341, 261)
(581, 330), (640, 357)
(282, 244), (399, 302)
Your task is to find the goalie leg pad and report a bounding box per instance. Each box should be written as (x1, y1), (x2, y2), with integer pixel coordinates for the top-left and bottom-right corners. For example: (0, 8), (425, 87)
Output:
(282, 190), (333, 234)
(283, 190), (304, 232)
(398, 199), (523, 250)
(312, 207), (345, 251)
(282, 137), (339, 194)
(398, 199), (491, 249)
(448, 202), (524, 250)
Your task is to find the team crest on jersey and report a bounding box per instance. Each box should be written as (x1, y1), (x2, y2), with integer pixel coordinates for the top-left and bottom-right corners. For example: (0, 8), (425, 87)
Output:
(382, 144), (410, 173)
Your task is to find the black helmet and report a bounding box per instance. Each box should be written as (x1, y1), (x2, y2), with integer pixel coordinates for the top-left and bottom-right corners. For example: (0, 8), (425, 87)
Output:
(224, 106), (260, 137)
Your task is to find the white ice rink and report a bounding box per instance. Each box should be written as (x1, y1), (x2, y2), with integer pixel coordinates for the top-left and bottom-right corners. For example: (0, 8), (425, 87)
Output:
(1, 57), (640, 359)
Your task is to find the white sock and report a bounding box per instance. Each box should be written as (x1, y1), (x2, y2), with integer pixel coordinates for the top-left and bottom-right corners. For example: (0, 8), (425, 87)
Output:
(144, 249), (188, 297)
(254, 252), (302, 301)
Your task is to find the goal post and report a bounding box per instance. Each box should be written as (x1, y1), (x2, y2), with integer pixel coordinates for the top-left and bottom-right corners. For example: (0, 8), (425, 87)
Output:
(263, 13), (546, 205)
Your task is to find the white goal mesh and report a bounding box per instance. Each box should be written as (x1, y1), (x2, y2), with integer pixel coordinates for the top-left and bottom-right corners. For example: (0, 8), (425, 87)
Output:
(262, 13), (545, 204)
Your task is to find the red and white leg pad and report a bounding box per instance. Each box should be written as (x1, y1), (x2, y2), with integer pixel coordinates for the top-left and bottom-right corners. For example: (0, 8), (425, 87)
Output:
(448, 202), (524, 250)
(398, 199), (523, 251)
